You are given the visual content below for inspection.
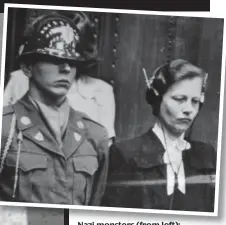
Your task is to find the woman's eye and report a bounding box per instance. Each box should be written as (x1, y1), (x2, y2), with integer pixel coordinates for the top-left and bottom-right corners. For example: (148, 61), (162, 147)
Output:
(192, 99), (200, 105)
(172, 97), (185, 103)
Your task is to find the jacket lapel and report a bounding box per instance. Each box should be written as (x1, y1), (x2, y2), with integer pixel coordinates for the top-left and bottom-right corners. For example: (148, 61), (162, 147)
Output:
(62, 108), (86, 159)
(132, 129), (167, 178)
(14, 94), (64, 157)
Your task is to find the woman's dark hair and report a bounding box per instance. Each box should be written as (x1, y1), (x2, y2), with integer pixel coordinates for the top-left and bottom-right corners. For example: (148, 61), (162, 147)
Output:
(146, 59), (207, 116)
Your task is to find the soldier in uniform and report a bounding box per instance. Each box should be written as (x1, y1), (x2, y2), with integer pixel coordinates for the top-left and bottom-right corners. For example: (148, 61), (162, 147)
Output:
(0, 11), (109, 206)
(4, 11), (116, 146)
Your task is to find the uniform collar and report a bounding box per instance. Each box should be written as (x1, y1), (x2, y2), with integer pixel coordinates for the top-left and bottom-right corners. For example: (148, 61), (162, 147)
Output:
(14, 93), (87, 159)
(28, 94), (70, 146)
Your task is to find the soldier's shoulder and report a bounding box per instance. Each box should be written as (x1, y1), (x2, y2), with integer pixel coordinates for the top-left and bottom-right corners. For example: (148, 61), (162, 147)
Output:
(1, 105), (16, 143)
(84, 114), (108, 139)
(2, 104), (15, 116)
(73, 110), (108, 140)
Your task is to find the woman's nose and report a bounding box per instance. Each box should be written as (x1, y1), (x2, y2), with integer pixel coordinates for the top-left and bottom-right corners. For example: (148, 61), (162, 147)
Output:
(59, 62), (71, 73)
(182, 101), (193, 115)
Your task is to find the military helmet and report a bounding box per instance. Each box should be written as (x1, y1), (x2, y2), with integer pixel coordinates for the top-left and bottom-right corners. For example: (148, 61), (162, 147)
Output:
(18, 11), (98, 64)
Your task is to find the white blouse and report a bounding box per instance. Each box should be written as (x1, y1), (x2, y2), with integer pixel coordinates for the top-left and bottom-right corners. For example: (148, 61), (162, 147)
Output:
(67, 77), (116, 139)
(152, 123), (191, 195)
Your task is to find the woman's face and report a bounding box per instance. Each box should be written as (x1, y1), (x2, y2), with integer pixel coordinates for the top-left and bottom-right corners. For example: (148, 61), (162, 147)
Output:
(159, 77), (203, 136)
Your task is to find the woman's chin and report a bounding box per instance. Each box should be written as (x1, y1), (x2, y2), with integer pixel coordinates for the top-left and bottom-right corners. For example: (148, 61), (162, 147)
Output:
(172, 125), (190, 136)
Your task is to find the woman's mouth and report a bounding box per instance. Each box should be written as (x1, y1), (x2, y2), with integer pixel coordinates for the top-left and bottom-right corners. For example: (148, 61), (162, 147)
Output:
(177, 118), (192, 124)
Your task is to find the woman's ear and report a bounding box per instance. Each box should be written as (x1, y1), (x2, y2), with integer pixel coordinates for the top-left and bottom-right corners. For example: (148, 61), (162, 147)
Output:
(20, 63), (32, 78)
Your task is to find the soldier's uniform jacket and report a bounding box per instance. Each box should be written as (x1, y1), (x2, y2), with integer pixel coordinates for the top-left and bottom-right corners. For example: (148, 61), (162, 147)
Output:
(0, 94), (109, 205)
(101, 129), (216, 212)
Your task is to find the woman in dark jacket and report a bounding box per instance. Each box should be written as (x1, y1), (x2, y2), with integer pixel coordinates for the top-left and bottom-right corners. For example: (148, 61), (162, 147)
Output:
(101, 59), (216, 212)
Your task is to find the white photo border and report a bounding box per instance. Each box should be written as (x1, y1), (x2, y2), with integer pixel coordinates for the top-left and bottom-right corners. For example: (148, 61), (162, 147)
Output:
(0, 3), (225, 218)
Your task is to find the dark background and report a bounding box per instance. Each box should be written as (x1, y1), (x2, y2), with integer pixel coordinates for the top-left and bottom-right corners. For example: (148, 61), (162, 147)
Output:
(5, 8), (224, 149)
(0, 0), (210, 12)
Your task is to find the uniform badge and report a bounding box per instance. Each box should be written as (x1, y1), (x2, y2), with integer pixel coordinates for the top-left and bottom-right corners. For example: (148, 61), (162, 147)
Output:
(77, 121), (84, 129)
(20, 116), (31, 125)
(74, 132), (81, 142)
(34, 131), (44, 142)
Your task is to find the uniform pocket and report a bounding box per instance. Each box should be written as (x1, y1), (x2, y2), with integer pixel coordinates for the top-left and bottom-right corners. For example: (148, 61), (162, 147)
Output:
(72, 155), (99, 204)
(5, 152), (48, 172)
(3, 151), (48, 202)
(73, 156), (98, 175)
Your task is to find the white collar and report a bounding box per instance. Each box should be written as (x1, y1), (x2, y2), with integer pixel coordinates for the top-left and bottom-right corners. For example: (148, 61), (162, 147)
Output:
(152, 122), (191, 195)
(152, 122), (191, 151)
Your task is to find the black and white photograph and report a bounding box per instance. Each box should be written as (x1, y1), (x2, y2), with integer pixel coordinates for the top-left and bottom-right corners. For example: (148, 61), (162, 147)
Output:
(0, 4), (225, 216)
